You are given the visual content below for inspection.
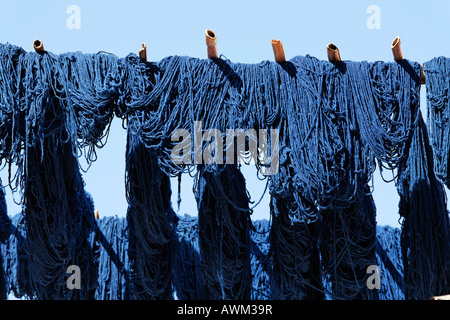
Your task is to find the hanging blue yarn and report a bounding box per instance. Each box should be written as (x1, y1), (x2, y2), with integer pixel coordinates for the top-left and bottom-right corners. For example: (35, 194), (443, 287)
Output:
(56, 51), (121, 165)
(249, 219), (271, 300)
(319, 189), (378, 300)
(121, 55), (281, 300)
(119, 55), (281, 177)
(22, 138), (96, 299)
(424, 57), (450, 187)
(364, 59), (450, 300)
(195, 165), (252, 300)
(173, 215), (272, 300)
(173, 214), (201, 300)
(115, 55), (158, 119)
(0, 45), (97, 299)
(269, 193), (323, 299)
(174, 215), (272, 300)
(272, 57), (420, 223)
(0, 41), (447, 301)
(318, 224), (405, 300)
(272, 57), (423, 300)
(0, 251), (5, 300)
(91, 215), (130, 300)
(396, 113), (450, 299)
(375, 225), (404, 300)
(2, 212), (408, 300)
(268, 57), (357, 300)
(0, 44), (26, 171)
(108, 54), (180, 300)
(0, 186), (11, 244)
(0, 214), (29, 299)
(125, 117), (178, 300)
(0, 186), (9, 299)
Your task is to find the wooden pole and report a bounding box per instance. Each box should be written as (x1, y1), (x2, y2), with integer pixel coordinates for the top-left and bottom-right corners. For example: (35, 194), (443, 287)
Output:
(431, 294), (450, 300)
(391, 36), (426, 84)
(205, 29), (218, 59)
(139, 43), (147, 61)
(327, 43), (341, 63)
(421, 68), (426, 85)
(33, 39), (45, 53)
(271, 39), (286, 63)
(391, 36), (403, 61)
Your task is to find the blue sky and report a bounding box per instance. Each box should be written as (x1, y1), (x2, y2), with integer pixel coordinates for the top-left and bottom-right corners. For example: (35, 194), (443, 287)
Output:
(1, 0), (450, 227)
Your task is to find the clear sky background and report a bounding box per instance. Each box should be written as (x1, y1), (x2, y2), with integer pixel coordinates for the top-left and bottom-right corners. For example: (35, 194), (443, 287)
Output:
(1, 0), (450, 228)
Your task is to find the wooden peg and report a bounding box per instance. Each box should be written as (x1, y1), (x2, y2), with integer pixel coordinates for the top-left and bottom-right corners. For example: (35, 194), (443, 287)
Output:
(33, 39), (45, 53)
(94, 209), (99, 219)
(205, 29), (218, 59)
(271, 39), (286, 63)
(139, 43), (147, 61)
(327, 43), (341, 63)
(391, 36), (403, 62)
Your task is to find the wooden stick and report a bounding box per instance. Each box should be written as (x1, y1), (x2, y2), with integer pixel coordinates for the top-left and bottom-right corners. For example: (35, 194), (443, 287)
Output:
(327, 43), (341, 63)
(271, 39), (286, 63)
(94, 209), (99, 219)
(431, 294), (450, 300)
(205, 29), (218, 59)
(421, 68), (426, 85)
(139, 43), (147, 61)
(33, 39), (45, 53)
(391, 37), (425, 84)
(392, 36), (403, 61)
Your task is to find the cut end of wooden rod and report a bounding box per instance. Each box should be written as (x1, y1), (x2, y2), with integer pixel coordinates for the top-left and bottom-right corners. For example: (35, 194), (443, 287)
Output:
(139, 43), (147, 61)
(94, 209), (99, 219)
(271, 39), (286, 64)
(33, 39), (45, 53)
(205, 29), (218, 59)
(391, 36), (403, 62)
(327, 43), (341, 63)
(421, 68), (426, 85)
(430, 294), (450, 300)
